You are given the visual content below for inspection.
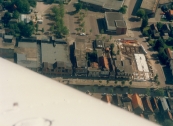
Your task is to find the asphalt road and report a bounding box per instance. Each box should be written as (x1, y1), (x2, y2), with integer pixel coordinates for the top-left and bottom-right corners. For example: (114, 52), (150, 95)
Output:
(70, 85), (166, 96)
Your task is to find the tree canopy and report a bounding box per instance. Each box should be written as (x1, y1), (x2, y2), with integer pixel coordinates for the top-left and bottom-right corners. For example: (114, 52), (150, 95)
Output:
(141, 15), (148, 28)
(157, 22), (163, 31)
(18, 21), (34, 37)
(74, 2), (83, 13)
(163, 119), (173, 126)
(136, 9), (145, 19)
(3, 12), (11, 24)
(13, 10), (20, 19)
(51, 4), (69, 38)
(12, 0), (30, 13)
(154, 88), (164, 96)
(119, 5), (127, 14)
(28, 0), (37, 7)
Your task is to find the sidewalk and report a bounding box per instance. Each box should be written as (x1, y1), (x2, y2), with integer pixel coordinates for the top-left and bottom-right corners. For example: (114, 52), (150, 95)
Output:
(52, 77), (161, 89)
(123, 0), (134, 37)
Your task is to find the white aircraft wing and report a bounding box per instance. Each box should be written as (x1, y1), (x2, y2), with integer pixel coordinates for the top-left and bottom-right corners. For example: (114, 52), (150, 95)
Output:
(0, 58), (159, 126)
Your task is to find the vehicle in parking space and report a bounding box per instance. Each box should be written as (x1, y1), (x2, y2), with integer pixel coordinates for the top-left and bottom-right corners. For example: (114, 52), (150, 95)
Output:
(161, 15), (166, 19)
(80, 33), (86, 36)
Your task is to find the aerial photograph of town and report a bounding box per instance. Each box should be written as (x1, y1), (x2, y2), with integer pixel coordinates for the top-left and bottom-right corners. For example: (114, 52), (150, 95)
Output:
(2, 0), (173, 125)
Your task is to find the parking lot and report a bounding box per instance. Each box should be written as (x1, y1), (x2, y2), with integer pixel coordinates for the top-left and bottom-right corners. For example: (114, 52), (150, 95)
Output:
(35, 2), (55, 32)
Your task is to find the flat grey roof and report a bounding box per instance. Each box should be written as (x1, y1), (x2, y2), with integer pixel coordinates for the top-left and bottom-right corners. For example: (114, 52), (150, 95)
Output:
(41, 43), (71, 64)
(159, 0), (173, 5)
(160, 97), (169, 111)
(115, 20), (126, 28)
(115, 60), (133, 73)
(81, 0), (104, 6)
(17, 53), (38, 68)
(4, 35), (13, 40)
(80, 0), (124, 10)
(141, 0), (158, 12)
(18, 42), (37, 48)
(105, 12), (126, 30)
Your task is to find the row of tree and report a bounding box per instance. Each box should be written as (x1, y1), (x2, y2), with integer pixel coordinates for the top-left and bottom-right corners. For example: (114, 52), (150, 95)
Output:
(50, 4), (69, 38)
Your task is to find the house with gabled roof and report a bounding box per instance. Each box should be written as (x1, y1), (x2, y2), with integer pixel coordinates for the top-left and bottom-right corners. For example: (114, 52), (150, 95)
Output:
(131, 93), (144, 114)
(112, 94), (123, 107)
(101, 94), (112, 104)
(150, 97), (159, 113)
(142, 96), (154, 114)
(159, 97), (169, 113)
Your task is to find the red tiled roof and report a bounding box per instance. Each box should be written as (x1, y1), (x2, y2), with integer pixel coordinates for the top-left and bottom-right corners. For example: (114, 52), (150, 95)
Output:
(142, 97), (154, 113)
(170, 10), (173, 16)
(165, 48), (173, 59)
(91, 62), (99, 68)
(131, 93), (144, 110)
(99, 56), (109, 70)
(101, 94), (112, 103)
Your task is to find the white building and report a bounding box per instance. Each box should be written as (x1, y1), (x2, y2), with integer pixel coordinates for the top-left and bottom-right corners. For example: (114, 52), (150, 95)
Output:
(133, 54), (150, 81)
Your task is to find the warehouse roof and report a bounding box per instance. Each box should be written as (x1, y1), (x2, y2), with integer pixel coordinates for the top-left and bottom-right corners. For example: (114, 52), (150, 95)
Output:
(80, 0), (124, 10)
(41, 43), (71, 64)
(105, 12), (126, 31)
(17, 53), (38, 68)
(141, 0), (159, 13)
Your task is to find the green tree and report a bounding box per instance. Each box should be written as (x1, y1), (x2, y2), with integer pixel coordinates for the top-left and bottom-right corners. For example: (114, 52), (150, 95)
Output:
(119, 5), (127, 14)
(158, 47), (168, 64)
(110, 35), (112, 40)
(154, 88), (164, 96)
(42, 28), (44, 33)
(154, 74), (158, 82)
(141, 15), (148, 28)
(3, 12), (11, 23)
(35, 23), (38, 32)
(110, 43), (114, 50)
(13, 10), (20, 19)
(121, 81), (125, 85)
(12, 0), (30, 13)
(28, 0), (37, 7)
(114, 80), (117, 84)
(101, 29), (104, 35)
(80, 21), (85, 27)
(18, 22), (34, 37)
(136, 9), (145, 19)
(157, 22), (163, 31)
(163, 119), (173, 126)
(85, 7), (88, 15)
(89, 29), (92, 35)
(142, 29), (149, 36)
(129, 81), (132, 85)
(145, 88), (150, 96)
(74, 2), (83, 13)
(59, 2), (65, 18)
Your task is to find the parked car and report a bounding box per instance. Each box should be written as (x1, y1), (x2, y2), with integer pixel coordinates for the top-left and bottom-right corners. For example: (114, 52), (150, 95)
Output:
(80, 33), (86, 36)
(160, 12), (165, 15)
(161, 15), (166, 19)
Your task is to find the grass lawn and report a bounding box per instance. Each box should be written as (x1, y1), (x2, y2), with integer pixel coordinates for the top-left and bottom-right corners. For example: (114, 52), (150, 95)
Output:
(143, 26), (150, 31)
(165, 45), (173, 50)
(148, 39), (155, 46)
(160, 18), (168, 22)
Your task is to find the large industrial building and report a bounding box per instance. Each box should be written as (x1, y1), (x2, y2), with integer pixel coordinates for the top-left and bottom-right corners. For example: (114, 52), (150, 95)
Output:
(104, 12), (127, 35)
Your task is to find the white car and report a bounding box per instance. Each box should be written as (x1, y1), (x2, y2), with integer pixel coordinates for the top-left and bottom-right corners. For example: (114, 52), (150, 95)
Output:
(162, 15), (166, 18)
(80, 33), (86, 36)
